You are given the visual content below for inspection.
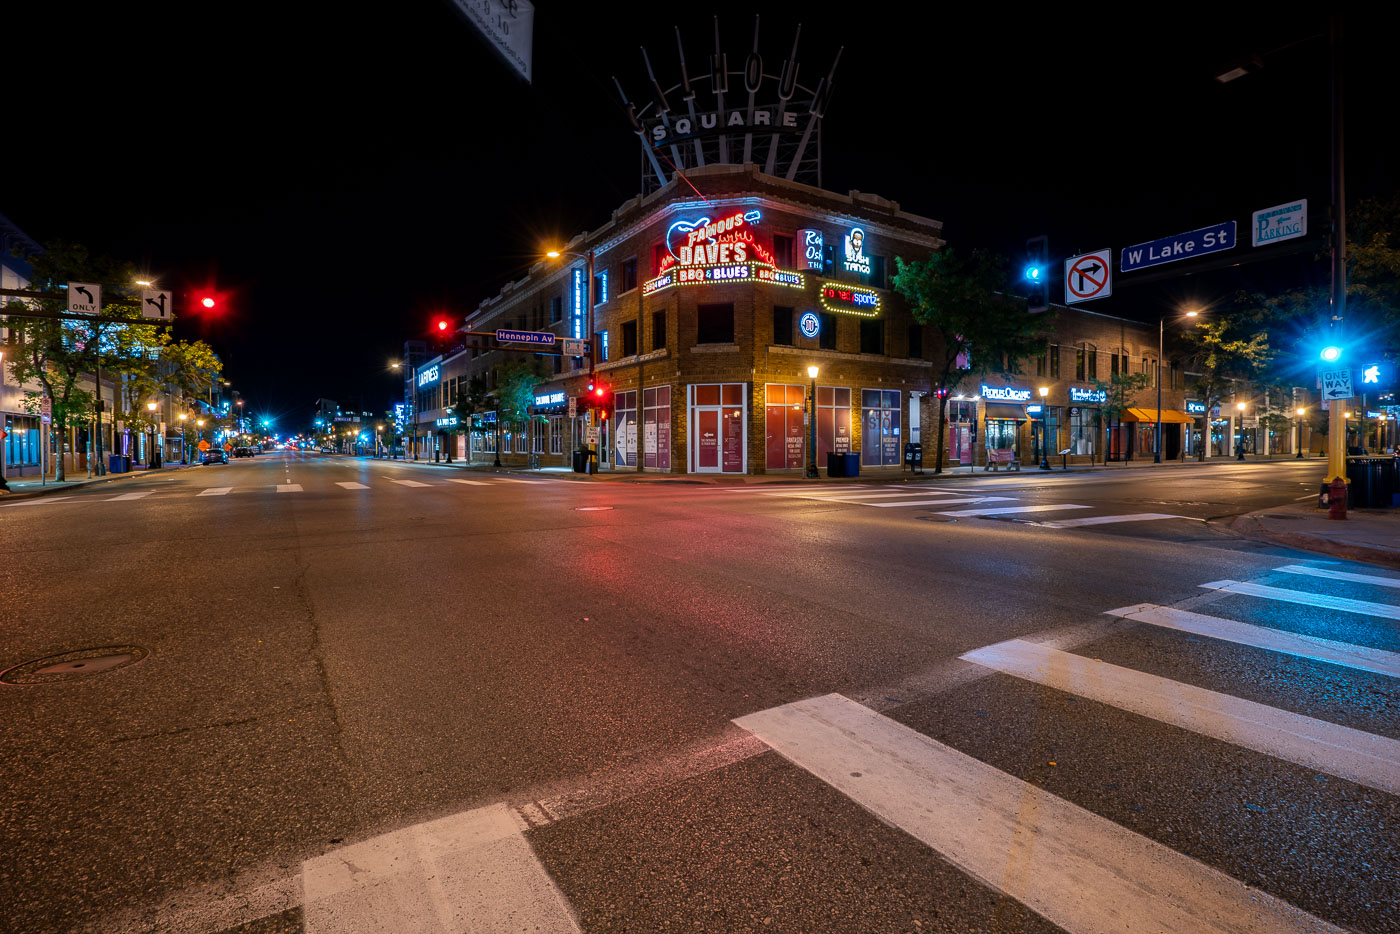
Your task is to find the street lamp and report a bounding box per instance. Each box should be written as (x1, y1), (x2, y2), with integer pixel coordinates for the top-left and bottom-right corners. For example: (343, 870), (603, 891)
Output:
(1236, 401), (1248, 460)
(178, 413), (189, 464)
(547, 247), (597, 463)
(1038, 386), (1051, 470)
(1155, 309), (1199, 463)
(1295, 406), (1307, 458)
(806, 365), (820, 479)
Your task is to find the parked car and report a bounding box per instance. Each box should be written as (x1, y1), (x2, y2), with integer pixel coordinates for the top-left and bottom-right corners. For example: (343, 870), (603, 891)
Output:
(201, 449), (228, 465)
(319, 446), (335, 454)
(232, 446), (254, 458)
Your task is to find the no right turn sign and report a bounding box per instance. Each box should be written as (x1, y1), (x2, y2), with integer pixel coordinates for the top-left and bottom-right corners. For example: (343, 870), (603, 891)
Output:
(1064, 250), (1112, 304)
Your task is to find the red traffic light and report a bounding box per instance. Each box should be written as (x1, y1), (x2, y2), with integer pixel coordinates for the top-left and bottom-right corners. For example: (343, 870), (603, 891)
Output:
(200, 296), (215, 309)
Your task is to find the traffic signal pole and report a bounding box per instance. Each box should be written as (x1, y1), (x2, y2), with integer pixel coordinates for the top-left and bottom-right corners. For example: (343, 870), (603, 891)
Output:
(1325, 14), (1348, 515)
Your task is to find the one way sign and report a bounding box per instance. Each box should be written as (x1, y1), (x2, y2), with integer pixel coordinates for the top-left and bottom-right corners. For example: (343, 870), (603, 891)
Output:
(1064, 249), (1112, 304)
(1320, 368), (1353, 400)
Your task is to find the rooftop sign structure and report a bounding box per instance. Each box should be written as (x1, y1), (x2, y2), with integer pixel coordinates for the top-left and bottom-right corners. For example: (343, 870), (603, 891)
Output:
(615, 18), (843, 194)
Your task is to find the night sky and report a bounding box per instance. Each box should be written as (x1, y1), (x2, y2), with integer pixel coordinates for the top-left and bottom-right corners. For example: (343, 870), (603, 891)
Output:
(5, 3), (1394, 427)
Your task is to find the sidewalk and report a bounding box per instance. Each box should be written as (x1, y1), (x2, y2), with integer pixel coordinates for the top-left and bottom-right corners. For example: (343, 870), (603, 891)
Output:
(1230, 502), (1400, 570)
(0, 461), (194, 501)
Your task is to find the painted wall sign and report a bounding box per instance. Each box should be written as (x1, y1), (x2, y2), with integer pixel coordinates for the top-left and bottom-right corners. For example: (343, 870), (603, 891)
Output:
(819, 282), (881, 317)
(842, 227), (870, 275)
(798, 311), (821, 339)
(980, 384), (1031, 402)
(1069, 387), (1107, 404)
(797, 229), (824, 270)
(1252, 199), (1307, 247)
(416, 365), (440, 387)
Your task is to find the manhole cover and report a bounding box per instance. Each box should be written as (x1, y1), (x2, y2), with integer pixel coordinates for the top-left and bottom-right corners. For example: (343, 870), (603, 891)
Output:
(1, 646), (148, 685)
(575, 506), (614, 511)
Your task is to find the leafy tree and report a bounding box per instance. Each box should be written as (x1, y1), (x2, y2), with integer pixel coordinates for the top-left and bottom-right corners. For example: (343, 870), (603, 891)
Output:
(492, 359), (545, 464)
(1, 242), (140, 480)
(1090, 371), (1151, 465)
(445, 374), (488, 460)
(1176, 320), (1271, 461)
(891, 248), (1050, 473)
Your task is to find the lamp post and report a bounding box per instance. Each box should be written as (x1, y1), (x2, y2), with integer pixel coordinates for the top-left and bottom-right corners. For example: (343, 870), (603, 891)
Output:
(806, 365), (820, 479)
(1236, 401), (1247, 460)
(146, 401), (160, 468)
(178, 413), (188, 464)
(1156, 309), (1198, 464)
(1295, 407), (1307, 458)
(1038, 386), (1051, 470)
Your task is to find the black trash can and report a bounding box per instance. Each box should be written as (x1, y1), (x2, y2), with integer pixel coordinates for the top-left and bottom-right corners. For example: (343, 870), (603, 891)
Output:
(572, 450), (588, 473)
(1346, 456), (1398, 508)
(827, 452), (846, 477)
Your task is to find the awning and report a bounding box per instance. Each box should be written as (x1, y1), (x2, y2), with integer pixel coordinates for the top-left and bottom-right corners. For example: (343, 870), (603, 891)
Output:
(1122, 407), (1194, 424)
(984, 404), (1029, 420)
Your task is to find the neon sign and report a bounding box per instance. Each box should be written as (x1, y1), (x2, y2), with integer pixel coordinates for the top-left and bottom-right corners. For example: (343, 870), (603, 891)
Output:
(980, 384), (1031, 402)
(416, 365), (440, 387)
(1185, 401), (1207, 414)
(666, 210), (762, 267)
(819, 282), (881, 317)
(534, 391), (566, 407)
(571, 268), (584, 340)
(843, 227), (870, 275)
(799, 312), (820, 339)
(435, 416), (459, 428)
(642, 264), (803, 295)
(797, 229), (824, 270)
(1069, 387), (1107, 404)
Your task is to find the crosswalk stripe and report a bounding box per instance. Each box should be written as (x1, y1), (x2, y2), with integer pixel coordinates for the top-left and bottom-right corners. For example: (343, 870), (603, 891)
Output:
(198, 488), (232, 496)
(1038, 512), (1186, 527)
(106, 492), (154, 501)
(869, 496), (1016, 508)
(447, 478), (494, 486)
(961, 639), (1400, 795)
(1200, 579), (1400, 621)
(388, 479), (431, 487)
(1105, 603), (1400, 679)
(762, 489), (940, 499)
(335, 482), (369, 490)
(1275, 564), (1400, 589)
(301, 802), (580, 934)
(276, 484), (303, 493)
(0, 496), (75, 508)
(938, 503), (1090, 517)
(736, 694), (1342, 934)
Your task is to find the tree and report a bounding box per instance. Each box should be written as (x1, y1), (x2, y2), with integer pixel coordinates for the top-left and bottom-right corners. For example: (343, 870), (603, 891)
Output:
(0, 242), (140, 481)
(446, 374), (488, 461)
(891, 248), (1051, 473)
(492, 359), (545, 464)
(1090, 371), (1151, 464)
(1176, 320), (1271, 460)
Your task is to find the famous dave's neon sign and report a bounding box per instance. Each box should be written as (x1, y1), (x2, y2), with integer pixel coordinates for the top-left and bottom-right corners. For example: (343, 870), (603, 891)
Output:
(644, 208), (805, 295)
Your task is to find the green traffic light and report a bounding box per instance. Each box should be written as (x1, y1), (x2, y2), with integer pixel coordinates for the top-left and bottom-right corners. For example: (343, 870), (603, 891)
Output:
(1320, 346), (1342, 362)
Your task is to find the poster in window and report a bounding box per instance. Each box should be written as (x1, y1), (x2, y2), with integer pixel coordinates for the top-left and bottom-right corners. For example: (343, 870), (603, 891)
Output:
(697, 410), (719, 469)
(722, 408), (744, 472)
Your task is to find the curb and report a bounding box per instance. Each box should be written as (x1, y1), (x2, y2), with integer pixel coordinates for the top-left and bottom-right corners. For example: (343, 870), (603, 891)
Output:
(0, 464), (195, 503)
(1227, 514), (1400, 570)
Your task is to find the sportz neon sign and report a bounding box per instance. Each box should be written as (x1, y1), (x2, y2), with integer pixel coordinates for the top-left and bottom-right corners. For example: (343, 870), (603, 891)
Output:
(819, 282), (881, 317)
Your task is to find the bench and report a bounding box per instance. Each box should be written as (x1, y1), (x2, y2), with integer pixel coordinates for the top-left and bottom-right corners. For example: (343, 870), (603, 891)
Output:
(985, 448), (1020, 472)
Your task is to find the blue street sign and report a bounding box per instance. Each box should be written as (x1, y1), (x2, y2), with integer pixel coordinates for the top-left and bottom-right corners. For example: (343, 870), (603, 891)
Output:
(1121, 221), (1236, 273)
(496, 329), (556, 346)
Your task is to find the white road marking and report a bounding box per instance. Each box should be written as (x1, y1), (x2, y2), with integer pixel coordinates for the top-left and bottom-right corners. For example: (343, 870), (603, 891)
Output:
(277, 484), (303, 493)
(869, 496), (1017, 508)
(302, 802), (580, 934)
(961, 639), (1400, 795)
(1038, 512), (1187, 527)
(938, 503), (1091, 517)
(1275, 564), (1400, 589)
(1200, 580), (1400, 621)
(735, 694), (1342, 934)
(335, 482), (370, 490)
(1105, 603), (1400, 679)
(106, 491), (155, 501)
(389, 479), (431, 488)
(447, 478), (494, 486)
(0, 496), (75, 508)
(198, 488), (233, 496)
(762, 489), (948, 499)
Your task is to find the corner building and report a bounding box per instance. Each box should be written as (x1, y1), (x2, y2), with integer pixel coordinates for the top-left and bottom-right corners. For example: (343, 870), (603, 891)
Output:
(463, 163), (944, 475)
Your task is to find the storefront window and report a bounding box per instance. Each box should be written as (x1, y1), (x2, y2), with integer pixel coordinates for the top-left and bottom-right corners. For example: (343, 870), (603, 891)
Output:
(644, 386), (671, 470)
(689, 383), (745, 473)
(550, 416), (564, 455)
(817, 387), (853, 463)
(984, 419), (1020, 456)
(4, 415), (40, 468)
(1069, 407), (1097, 456)
(764, 384), (806, 470)
(614, 391), (638, 467)
(860, 389), (902, 466)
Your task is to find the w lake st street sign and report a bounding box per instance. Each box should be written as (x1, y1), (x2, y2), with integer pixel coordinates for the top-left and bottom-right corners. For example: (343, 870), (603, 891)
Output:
(1121, 222), (1235, 273)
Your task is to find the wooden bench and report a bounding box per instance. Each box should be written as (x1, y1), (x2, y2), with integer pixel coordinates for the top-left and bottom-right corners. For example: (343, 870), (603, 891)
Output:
(985, 448), (1020, 472)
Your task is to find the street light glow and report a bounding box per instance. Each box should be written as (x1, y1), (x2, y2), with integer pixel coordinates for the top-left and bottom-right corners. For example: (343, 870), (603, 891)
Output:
(1321, 346), (1342, 362)
(807, 365), (819, 379)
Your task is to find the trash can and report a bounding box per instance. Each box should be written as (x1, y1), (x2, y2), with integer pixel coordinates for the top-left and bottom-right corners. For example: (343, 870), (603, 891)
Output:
(844, 452), (860, 478)
(108, 454), (130, 474)
(1347, 456), (1399, 508)
(572, 450), (587, 473)
(826, 452), (846, 477)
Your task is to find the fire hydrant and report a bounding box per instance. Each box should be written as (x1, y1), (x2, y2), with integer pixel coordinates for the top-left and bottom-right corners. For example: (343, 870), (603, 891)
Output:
(1328, 477), (1348, 520)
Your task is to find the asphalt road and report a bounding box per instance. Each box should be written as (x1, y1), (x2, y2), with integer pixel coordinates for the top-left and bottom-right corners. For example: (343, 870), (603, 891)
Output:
(1, 454), (1395, 934)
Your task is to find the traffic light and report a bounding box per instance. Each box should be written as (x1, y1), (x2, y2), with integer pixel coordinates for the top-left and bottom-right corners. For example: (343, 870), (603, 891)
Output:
(1025, 235), (1049, 312)
(1320, 345), (1343, 362)
(434, 317), (452, 333)
(586, 380), (611, 410)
